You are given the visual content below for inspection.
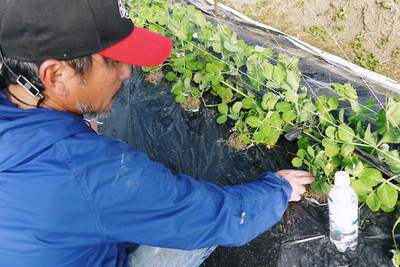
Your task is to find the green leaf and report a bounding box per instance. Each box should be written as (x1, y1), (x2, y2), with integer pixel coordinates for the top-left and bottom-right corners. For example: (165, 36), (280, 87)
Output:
(343, 84), (358, 99)
(206, 62), (224, 73)
(325, 126), (336, 139)
(359, 168), (384, 187)
(261, 92), (279, 111)
(238, 134), (251, 144)
(380, 204), (395, 213)
(386, 99), (400, 126)
(282, 110), (297, 122)
(337, 124), (355, 143)
(268, 112), (284, 128)
(394, 251), (400, 266)
(340, 143), (355, 157)
(199, 27), (213, 42)
(171, 80), (183, 95)
(184, 77), (191, 89)
(253, 131), (266, 143)
(246, 116), (262, 128)
(165, 71), (178, 81)
(331, 155), (342, 167)
(175, 94), (186, 103)
(286, 70), (300, 91)
(307, 146), (315, 157)
(377, 183), (398, 208)
(381, 126), (400, 144)
(327, 97), (339, 110)
(284, 89), (299, 104)
(292, 157), (303, 168)
(345, 159), (365, 177)
(384, 150), (400, 175)
(332, 83), (358, 100)
(296, 149), (307, 158)
(275, 102), (292, 112)
(211, 74), (225, 86)
(299, 101), (316, 122)
(297, 136), (311, 149)
(231, 102), (243, 114)
(364, 124), (376, 145)
(351, 180), (372, 199)
(228, 114), (240, 120)
(215, 86), (233, 101)
(313, 158), (325, 169)
(366, 191), (382, 211)
(216, 115), (227, 124)
(266, 80), (281, 89)
(339, 108), (345, 122)
(262, 48), (273, 58)
(322, 138), (340, 157)
(218, 103), (229, 115)
(242, 98), (255, 109)
(223, 41), (241, 52)
(264, 128), (282, 145)
(319, 112), (336, 126)
(193, 72), (204, 84)
(311, 179), (331, 195)
(272, 65), (286, 84)
(261, 62), (273, 80)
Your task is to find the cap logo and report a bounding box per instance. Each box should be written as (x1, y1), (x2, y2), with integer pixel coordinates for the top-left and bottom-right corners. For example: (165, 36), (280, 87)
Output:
(118, 0), (130, 19)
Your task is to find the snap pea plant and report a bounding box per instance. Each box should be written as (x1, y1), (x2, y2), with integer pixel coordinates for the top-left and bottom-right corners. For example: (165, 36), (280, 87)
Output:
(127, 0), (400, 246)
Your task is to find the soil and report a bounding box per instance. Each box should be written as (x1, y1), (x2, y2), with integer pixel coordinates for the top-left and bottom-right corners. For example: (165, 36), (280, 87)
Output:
(219, 0), (400, 82)
(180, 96), (201, 111)
(226, 132), (249, 150)
(303, 185), (328, 204)
(144, 69), (165, 84)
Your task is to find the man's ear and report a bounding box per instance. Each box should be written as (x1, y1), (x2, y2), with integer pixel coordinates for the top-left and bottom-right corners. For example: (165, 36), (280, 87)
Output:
(39, 59), (70, 97)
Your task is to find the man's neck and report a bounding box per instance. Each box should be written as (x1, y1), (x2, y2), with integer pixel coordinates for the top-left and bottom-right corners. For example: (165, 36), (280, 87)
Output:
(6, 84), (66, 111)
(6, 84), (38, 109)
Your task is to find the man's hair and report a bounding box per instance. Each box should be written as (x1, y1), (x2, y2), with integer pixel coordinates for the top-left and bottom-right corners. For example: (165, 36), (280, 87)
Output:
(0, 56), (95, 89)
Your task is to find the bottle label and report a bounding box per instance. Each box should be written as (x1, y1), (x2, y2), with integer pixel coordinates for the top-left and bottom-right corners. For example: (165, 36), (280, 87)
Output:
(329, 193), (358, 233)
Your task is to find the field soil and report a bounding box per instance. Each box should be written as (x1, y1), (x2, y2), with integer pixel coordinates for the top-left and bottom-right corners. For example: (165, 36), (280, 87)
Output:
(219, 0), (400, 82)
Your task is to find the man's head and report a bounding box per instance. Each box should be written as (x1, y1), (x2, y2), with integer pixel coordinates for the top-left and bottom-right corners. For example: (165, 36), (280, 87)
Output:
(0, 0), (172, 114)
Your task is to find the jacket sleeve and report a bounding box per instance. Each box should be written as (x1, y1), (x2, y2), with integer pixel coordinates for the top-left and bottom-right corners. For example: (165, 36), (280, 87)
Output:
(68, 134), (292, 250)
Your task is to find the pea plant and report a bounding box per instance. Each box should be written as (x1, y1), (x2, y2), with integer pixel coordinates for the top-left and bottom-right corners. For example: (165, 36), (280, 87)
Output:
(127, 0), (400, 251)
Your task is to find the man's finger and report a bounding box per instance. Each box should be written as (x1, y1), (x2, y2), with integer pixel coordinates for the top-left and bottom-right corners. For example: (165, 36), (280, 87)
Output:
(293, 171), (315, 179)
(298, 186), (306, 195)
(297, 175), (315, 185)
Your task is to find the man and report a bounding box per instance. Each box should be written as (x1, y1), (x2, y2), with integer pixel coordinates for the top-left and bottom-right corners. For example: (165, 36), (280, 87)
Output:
(0, 0), (315, 266)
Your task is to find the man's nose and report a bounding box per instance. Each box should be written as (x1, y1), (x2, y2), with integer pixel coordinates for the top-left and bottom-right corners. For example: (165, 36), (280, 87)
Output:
(119, 63), (132, 80)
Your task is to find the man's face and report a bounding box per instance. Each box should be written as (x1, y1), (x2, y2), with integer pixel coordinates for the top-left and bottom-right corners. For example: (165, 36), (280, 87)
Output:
(67, 54), (131, 114)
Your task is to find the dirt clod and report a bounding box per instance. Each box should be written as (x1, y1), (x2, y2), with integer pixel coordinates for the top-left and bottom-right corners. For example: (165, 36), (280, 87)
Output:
(227, 132), (249, 150)
(180, 97), (201, 112)
(144, 69), (164, 85)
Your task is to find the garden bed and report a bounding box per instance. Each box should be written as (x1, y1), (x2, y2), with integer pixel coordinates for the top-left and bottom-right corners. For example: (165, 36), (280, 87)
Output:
(219, 0), (400, 82)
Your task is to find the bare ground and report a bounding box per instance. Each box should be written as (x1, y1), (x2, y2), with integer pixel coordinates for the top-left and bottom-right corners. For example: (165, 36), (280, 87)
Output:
(219, 0), (400, 81)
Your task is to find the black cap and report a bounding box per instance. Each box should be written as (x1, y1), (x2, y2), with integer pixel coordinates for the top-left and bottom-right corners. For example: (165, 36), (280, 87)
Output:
(0, 0), (172, 66)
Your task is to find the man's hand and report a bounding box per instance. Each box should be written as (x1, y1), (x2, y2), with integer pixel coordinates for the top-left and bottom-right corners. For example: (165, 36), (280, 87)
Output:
(276, 170), (315, 202)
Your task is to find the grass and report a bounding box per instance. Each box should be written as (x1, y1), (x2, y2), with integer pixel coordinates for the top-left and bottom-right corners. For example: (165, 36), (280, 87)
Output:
(304, 26), (329, 41)
(335, 7), (347, 20)
(352, 35), (382, 71)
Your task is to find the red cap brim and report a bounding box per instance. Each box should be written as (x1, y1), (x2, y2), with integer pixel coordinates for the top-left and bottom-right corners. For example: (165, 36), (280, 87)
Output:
(98, 26), (172, 67)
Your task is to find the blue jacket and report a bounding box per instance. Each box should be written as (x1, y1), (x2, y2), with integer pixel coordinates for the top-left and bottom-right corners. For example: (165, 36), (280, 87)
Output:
(0, 90), (292, 267)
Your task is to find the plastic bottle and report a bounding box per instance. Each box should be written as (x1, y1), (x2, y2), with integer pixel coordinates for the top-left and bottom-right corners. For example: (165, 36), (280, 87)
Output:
(328, 171), (358, 252)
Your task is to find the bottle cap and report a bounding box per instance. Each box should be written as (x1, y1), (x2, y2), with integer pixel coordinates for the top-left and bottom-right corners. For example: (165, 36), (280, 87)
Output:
(334, 171), (350, 187)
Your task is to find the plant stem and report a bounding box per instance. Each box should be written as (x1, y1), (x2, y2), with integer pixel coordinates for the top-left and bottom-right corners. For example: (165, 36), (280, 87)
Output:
(214, 0), (219, 15)
(221, 81), (250, 98)
(383, 175), (400, 191)
(393, 217), (400, 251)
(201, 96), (218, 108)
